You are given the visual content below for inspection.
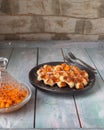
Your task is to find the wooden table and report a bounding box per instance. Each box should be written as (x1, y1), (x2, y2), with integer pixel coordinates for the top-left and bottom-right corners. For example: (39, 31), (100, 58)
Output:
(0, 42), (104, 129)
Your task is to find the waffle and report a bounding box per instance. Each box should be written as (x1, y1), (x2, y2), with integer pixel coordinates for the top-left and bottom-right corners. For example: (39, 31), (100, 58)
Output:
(37, 63), (89, 89)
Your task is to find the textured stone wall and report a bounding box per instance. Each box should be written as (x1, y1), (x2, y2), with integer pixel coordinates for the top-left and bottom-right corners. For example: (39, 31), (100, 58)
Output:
(0, 0), (104, 41)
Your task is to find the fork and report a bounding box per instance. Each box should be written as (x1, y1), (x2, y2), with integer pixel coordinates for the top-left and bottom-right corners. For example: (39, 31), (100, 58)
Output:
(64, 56), (74, 63)
(65, 55), (97, 74)
(68, 52), (96, 71)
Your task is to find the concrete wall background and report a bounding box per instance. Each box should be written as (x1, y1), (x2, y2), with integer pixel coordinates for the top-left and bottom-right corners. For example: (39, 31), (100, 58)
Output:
(0, 0), (104, 41)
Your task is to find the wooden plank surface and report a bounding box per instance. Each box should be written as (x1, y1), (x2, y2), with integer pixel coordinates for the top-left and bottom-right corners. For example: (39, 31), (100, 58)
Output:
(63, 48), (104, 128)
(86, 48), (104, 80)
(0, 128), (104, 130)
(53, 129), (104, 130)
(0, 47), (104, 129)
(0, 41), (104, 49)
(0, 48), (37, 128)
(75, 75), (104, 128)
(35, 48), (80, 128)
(0, 129), (103, 130)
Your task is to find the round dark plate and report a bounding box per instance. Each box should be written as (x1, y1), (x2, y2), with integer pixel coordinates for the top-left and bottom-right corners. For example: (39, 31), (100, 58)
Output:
(29, 61), (96, 95)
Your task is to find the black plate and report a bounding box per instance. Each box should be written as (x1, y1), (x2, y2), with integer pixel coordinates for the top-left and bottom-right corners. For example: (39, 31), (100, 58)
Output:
(29, 61), (96, 95)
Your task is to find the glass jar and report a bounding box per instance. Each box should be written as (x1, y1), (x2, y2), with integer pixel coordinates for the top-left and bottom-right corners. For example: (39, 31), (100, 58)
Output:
(0, 57), (32, 113)
(0, 57), (18, 86)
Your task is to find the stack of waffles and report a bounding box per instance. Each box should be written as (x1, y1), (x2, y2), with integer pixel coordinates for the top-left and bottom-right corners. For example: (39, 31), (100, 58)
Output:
(37, 63), (89, 89)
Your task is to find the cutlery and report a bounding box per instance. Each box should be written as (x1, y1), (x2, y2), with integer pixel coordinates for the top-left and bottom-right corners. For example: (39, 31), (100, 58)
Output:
(64, 56), (74, 63)
(64, 56), (97, 74)
(68, 52), (96, 71)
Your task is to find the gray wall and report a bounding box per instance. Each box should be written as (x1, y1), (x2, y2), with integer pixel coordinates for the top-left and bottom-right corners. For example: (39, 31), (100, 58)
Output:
(0, 0), (104, 41)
